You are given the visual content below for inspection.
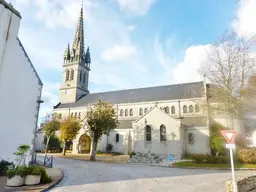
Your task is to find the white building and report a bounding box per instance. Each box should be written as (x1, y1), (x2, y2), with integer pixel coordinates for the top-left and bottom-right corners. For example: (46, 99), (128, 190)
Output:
(0, 0), (43, 164)
(51, 5), (246, 160)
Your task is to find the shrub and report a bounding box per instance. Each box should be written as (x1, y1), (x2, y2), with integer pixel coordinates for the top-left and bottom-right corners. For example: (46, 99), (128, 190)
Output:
(191, 154), (229, 164)
(192, 154), (205, 163)
(106, 144), (113, 153)
(0, 160), (14, 176)
(6, 166), (27, 179)
(237, 148), (256, 164)
(37, 167), (52, 184)
(26, 166), (41, 176)
(129, 151), (136, 158)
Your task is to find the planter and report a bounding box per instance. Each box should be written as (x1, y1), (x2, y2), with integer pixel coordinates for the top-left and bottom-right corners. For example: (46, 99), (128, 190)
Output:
(6, 175), (24, 187)
(25, 175), (41, 185)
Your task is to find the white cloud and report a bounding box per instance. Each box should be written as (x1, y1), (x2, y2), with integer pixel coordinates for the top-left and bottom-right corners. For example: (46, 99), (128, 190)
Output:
(172, 45), (210, 84)
(113, 0), (157, 16)
(233, 0), (256, 38)
(126, 25), (137, 32)
(101, 45), (137, 62)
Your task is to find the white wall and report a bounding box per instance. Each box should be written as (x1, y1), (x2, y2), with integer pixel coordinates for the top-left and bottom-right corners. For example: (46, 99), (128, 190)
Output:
(185, 128), (210, 154)
(133, 108), (183, 159)
(0, 4), (42, 164)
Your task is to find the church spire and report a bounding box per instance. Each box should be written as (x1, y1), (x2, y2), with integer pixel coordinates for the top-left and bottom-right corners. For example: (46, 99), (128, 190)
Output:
(71, 1), (85, 63)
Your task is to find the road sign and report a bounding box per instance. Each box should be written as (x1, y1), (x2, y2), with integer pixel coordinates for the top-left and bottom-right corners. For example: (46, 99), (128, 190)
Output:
(168, 155), (173, 162)
(221, 130), (237, 144)
(221, 129), (237, 192)
(225, 143), (235, 149)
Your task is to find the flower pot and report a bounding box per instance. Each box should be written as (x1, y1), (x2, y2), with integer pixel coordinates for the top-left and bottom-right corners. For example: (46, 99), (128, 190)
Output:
(24, 175), (41, 185)
(6, 175), (24, 187)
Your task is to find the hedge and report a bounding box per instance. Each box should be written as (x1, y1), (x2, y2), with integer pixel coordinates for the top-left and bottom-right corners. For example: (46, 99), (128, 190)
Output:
(237, 148), (256, 164)
(192, 154), (229, 164)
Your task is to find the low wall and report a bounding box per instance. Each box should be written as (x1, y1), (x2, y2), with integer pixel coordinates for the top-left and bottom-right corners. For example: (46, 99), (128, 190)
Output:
(226, 175), (256, 192)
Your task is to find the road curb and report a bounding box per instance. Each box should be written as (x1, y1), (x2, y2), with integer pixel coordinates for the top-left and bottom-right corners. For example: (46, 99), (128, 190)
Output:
(40, 169), (64, 192)
(171, 166), (256, 171)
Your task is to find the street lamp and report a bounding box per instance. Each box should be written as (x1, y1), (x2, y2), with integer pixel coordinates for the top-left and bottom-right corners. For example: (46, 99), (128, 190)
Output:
(31, 99), (44, 164)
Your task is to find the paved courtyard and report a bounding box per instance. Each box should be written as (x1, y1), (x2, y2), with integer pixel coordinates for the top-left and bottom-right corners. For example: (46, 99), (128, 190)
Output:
(39, 155), (255, 192)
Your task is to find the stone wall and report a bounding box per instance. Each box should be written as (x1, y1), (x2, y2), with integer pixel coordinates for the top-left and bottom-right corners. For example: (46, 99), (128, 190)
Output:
(226, 175), (256, 192)
(128, 151), (173, 166)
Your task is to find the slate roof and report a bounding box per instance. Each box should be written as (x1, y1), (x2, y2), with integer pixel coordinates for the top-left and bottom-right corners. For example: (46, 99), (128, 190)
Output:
(55, 81), (204, 109)
(0, 0), (21, 18)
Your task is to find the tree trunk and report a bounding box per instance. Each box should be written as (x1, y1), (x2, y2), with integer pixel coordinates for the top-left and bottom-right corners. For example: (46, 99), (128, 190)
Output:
(45, 137), (50, 154)
(62, 141), (66, 156)
(90, 141), (97, 161)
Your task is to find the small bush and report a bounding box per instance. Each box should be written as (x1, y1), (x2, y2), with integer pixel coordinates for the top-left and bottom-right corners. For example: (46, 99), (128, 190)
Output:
(192, 154), (205, 163)
(237, 148), (256, 164)
(6, 166), (27, 179)
(106, 144), (113, 153)
(37, 167), (52, 184)
(191, 154), (229, 164)
(0, 160), (14, 176)
(26, 166), (41, 176)
(129, 151), (136, 158)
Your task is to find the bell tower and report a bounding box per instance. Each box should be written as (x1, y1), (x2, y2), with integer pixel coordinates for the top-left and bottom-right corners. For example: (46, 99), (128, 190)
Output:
(59, 3), (91, 104)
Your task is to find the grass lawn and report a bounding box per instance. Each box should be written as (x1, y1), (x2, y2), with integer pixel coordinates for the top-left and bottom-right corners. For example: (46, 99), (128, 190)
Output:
(173, 161), (256, 169)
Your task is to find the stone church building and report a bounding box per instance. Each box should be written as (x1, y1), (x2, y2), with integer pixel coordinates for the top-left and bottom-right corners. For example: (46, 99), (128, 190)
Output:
(52, 5), (245, 160)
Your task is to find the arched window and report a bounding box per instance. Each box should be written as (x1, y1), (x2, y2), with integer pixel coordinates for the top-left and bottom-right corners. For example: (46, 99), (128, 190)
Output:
(71, 69), (74, 80)
(145, 125), (151, 141)
(120, 109), (123, 116)
(189, 105), (194, 113)
(160, 125), (167, 141)
(65, 70), (70, 81)
(71, 112), (74, 117)
(171, 106), (175, 114)
(78, 112), (81, 119)
(75, 112), (77, 118)
(165, 106), (170, 114)
(130, 109), (133, 116)
(139, 108), (143, 116)
(125, 109), (128, 116)
(144, 108), (148, 114)
(183, 105), (187, 113)
(195, 105), (199, 113)
(79, 71), (82, 82)
(83, 73), (86, 84)
(188, 133), (195, 144)
(116, 134), (119, 142)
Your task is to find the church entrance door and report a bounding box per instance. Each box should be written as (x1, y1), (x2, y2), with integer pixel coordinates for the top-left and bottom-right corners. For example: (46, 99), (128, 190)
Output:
(78, 134), (91, 154)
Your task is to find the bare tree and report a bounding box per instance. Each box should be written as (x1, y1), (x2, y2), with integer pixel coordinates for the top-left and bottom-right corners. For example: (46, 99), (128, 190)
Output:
(199, 31), (256, 129)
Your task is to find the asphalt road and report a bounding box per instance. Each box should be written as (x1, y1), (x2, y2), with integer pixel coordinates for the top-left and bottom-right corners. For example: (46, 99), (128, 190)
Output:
(39, 155), (254, 192)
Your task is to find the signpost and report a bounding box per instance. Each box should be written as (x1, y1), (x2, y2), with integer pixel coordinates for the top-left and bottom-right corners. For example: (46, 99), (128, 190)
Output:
(221, 130), (237, 192)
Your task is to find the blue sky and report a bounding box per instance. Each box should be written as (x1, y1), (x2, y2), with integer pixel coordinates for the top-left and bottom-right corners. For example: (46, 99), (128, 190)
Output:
(10, 0), (256, 123)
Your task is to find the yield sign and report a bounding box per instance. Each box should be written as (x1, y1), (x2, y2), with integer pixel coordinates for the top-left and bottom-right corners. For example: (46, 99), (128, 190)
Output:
(221, 130), (237, 144)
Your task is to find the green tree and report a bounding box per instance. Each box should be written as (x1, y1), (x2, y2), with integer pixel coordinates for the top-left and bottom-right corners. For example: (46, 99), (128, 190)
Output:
(13, 144), (30, 166)
(86, 99), (118, 161)
(43, 135), (62, 152)
(60, 117), (82, 156)
(209, 123), (226, 156)
(42, 113), (60, 153)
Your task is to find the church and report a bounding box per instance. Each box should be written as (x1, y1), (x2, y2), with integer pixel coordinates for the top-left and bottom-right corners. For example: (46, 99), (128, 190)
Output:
(52, 5), (245, 160)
